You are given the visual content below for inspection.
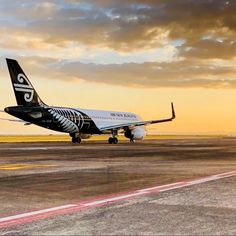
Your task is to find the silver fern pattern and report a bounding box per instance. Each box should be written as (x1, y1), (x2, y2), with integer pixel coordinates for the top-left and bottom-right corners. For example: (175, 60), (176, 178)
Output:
(48, 108), (84, 133)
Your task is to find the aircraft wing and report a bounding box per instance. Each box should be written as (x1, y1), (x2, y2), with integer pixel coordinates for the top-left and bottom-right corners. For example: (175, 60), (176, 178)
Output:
(100, 103), (175, 131)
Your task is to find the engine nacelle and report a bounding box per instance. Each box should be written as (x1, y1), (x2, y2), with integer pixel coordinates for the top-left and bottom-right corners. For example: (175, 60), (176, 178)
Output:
(124, 127), (146, 140)
(79, 133), (92, 139)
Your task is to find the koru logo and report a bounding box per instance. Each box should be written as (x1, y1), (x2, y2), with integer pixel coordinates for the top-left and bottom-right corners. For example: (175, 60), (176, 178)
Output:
(13, 73), (34, 102)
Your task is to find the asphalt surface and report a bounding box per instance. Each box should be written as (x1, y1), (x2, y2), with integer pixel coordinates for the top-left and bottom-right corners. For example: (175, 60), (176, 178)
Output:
(0, 138), (235, 235)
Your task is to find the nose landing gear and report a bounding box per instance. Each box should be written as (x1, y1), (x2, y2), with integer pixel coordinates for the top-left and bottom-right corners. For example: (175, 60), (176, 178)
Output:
(130, 134), (134, 143)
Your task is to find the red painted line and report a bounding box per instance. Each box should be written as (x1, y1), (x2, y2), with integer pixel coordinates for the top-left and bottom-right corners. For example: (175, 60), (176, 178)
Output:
(0, 205), (86, 229)
(0, 170), (235, 229)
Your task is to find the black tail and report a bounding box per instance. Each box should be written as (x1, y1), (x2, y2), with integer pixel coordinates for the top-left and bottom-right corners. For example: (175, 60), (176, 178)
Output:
(6, 58), (45, 106)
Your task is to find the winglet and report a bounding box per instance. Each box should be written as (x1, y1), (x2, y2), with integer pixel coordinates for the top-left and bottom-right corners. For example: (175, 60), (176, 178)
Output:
(171, 102), (176, 120)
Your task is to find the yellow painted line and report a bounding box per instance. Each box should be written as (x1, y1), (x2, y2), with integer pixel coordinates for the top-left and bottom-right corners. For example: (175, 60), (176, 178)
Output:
(0, 164), (55, 170)
(0, 135), (225, 143)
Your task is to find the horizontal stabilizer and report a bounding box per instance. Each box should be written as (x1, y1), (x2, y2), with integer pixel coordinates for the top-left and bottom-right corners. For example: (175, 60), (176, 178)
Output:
(0, 117), (24, 122)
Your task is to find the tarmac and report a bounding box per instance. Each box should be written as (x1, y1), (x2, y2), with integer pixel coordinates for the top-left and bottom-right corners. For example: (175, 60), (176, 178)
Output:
(0, 137), (235, 235)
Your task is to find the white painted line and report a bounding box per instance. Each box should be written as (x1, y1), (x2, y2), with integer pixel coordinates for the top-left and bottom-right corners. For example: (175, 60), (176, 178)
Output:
(137, 182), (184, 192)
(159, 184), (187, 192)
(186, 176), (219, 186)
(221, 173), (236, 178)
(83, 192), (147, 207)
(0, 204), (76, 223)
(214, 171), (236, 177)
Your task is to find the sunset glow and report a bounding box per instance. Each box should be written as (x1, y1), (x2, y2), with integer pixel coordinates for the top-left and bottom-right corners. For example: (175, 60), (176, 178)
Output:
(0, 0), (236, 135)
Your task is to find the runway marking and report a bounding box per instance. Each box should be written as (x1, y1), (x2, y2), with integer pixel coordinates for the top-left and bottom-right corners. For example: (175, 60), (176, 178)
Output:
(0, 205), (76, 223)
(0, 164), (55, 170)
(137, 182), (184, 192)
(83, 192), (147, 207)
(0, 170), (235, 229)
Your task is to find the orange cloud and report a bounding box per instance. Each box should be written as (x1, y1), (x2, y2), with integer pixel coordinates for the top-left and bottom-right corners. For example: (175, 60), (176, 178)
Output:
(0, 0), (235, 89)
(1, 56), (235, 89)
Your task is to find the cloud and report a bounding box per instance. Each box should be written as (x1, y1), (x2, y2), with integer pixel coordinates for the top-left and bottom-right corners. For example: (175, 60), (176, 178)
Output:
(5, 56), (235, 89)
(1, 0), (235, 54)
(178, 38), (236, 60)
(56, 59), (236, 89)
(0, 0), (235, 89)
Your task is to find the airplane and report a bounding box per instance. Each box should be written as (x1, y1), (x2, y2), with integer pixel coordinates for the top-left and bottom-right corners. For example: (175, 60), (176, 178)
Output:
(2, 58), (176, 144)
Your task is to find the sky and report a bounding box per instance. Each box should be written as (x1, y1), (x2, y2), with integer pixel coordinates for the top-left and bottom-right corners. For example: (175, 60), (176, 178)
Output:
(0, 0), (236, 135)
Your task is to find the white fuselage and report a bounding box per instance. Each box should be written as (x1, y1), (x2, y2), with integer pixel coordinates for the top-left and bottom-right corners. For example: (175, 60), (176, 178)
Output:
(78, 108), (142, 130)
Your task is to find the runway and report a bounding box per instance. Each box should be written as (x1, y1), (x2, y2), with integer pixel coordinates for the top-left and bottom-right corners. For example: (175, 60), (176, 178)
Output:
(0, 138), (235, 234)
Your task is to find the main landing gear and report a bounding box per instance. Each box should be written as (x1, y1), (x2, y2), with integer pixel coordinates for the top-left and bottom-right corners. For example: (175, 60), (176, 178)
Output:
(72, 136), (81, 143)
(108, 137), (118, 144)
(108, 130), (118, 144)
(70, 133), (81, 143)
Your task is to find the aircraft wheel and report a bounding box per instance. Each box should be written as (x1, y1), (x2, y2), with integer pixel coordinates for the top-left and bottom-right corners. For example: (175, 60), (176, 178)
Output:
(108, 137), (113, 144)
(76, 137), (81, 143)
(108, 137), (118, 144)
(72, 137), (81, 143)
(114, 137), (118, 144)
(130, 135), (134, 143)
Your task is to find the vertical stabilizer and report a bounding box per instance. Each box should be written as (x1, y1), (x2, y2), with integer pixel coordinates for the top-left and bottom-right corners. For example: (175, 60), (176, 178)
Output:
(6, 58), (45, 106)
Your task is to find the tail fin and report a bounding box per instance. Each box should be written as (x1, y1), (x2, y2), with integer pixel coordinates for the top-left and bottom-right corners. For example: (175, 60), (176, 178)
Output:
(6, 58), (45, 106)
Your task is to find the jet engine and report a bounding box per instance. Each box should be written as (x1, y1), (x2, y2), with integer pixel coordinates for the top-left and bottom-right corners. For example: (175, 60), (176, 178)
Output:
(124, 127), (146, 140)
